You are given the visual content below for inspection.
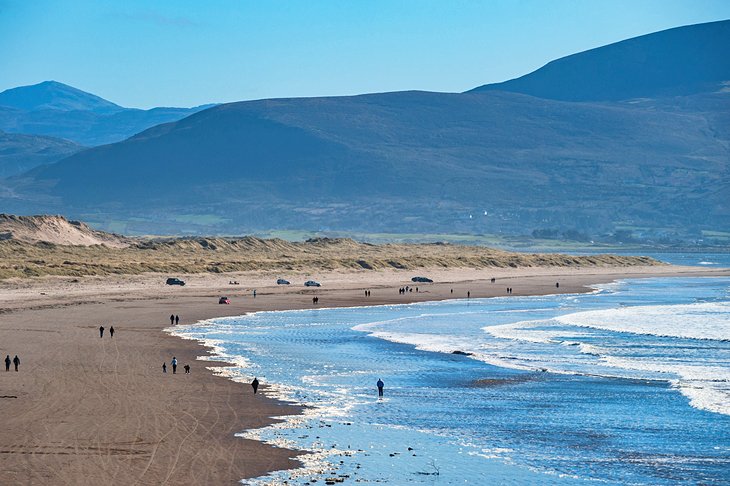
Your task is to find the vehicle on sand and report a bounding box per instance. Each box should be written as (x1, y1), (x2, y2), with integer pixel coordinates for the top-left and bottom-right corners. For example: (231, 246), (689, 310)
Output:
(218, 296), (231, 304)
(166, 277), (186, 286)
(277, 278), (290, 285)
(411, 276), (433, 283)
(304, 280), (321, 287)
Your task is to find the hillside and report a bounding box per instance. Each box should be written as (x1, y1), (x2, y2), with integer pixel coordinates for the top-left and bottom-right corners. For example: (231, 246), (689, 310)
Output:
(2, 21), (729, 241)
(469, 20), (730, 101)
(0, 130), (83, 177)
(7, 88), (728, 238)
(0, 81), (211, 146)
(0, 214), (129, 247)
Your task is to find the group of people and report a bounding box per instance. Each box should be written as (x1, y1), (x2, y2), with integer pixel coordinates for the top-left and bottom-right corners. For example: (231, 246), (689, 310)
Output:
(4, 355), (20, 372)
(364, 290), (371, 297)
(398, 286), (416, 294)
(98, 325), (114, 338)
(312, 296), (319, 304)
(169, 314), (180, 325)
(506, 287), (513, 294)
(162, 356), (190, 374)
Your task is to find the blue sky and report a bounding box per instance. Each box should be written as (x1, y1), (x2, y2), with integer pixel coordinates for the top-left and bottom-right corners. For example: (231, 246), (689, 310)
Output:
(1, 0), (729, 108)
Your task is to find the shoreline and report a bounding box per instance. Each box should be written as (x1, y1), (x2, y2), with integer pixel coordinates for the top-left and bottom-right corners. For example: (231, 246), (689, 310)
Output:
(1, 264), (729, 484)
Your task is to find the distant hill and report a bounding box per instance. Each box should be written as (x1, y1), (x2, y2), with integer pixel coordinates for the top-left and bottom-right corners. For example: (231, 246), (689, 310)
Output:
(7, 89), (728, 238)
(2, 20), (729, 241)
(0, 81), (123, 113)
(0, 81), (212, 146)
(0, 130), (83, 178)
(469, 20), (730, 101)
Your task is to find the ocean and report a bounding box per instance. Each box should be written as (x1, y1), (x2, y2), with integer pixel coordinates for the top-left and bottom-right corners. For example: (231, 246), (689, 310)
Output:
(172, 253), (730, 485)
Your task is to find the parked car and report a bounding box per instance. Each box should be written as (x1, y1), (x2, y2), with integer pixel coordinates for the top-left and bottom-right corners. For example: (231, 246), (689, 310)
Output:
(218, 296), (231, 304)
(304, 280), (321, 287)
(276, 278), (290, 285)
(411, 276), (433, 283)
(166, 277), (186, 286)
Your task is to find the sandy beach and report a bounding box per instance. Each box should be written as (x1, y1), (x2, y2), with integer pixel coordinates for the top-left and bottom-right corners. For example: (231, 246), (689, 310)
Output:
(1, 264), (728, 484)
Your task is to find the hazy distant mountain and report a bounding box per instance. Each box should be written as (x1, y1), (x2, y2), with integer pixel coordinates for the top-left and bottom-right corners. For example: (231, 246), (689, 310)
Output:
(0, 130), (82, 178)
(0, 81), (123, 113)
(3, 20), (729, 240)
(470, 20), (730, 101)
(0, 81), (212, 146)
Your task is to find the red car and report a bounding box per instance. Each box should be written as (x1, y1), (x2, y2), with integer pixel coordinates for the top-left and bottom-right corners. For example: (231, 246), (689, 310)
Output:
(218, 296), (230, 304)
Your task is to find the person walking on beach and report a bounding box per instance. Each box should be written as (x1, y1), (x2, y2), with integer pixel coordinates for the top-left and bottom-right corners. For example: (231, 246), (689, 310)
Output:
(251, 377), (259, 394)
(99, 325), (104, 338)
(184, 364), (190, 374)
(170, 314), (175, 325)
(13, 355), (20, 372)
(5, 355), (10, 371)
(162, 362), (167, 373)
(377, 378), (384, 398)
(110, 326), (115, 338)
(171, 357), (178, 374)
(467, 291), (471, 298)
(175, 315), (180, 325)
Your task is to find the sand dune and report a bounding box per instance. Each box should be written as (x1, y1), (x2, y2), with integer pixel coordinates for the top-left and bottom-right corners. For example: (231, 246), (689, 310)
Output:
(0, 214), (129, 248)
(0, 233), (661, 280)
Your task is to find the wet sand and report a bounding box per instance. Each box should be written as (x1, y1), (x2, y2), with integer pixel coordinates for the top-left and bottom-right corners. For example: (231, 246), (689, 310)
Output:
(0, 264), (728, 484)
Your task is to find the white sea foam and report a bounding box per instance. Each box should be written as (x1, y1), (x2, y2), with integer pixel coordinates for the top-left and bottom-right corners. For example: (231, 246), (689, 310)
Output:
(486, 319), (571, 344)
(599, 354), (730, 416)
(364, 330), (481, 355)
(556, 302), (730, 341)
(482, 307), (730, 415)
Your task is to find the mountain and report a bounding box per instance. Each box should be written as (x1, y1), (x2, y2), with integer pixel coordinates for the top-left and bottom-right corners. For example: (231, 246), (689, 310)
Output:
(0, 81), (123, 113)
(3, 20), (729, 241)
(0, 130), (83, 178)
(0, 81), (212, 146)
(469, 20), (730, 101)
(7, 89), (728, 238)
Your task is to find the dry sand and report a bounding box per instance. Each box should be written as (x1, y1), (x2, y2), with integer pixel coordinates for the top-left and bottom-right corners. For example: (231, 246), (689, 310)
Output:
(1, 264), (728, 484)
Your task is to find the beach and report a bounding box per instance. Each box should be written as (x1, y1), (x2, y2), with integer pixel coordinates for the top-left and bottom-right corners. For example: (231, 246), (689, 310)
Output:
(1, 264), (729, 484)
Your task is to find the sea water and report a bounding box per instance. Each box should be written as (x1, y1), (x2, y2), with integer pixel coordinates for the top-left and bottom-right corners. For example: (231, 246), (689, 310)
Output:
(173, 254), (730, 485)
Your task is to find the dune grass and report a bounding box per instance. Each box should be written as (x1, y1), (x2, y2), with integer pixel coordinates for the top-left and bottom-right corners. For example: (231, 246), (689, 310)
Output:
(0, 236), (662, 280)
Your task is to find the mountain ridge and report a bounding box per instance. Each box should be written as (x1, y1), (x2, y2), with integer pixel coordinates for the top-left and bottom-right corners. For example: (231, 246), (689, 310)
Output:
(0, 81), (213, 146)
(469, 19), (730, 101)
